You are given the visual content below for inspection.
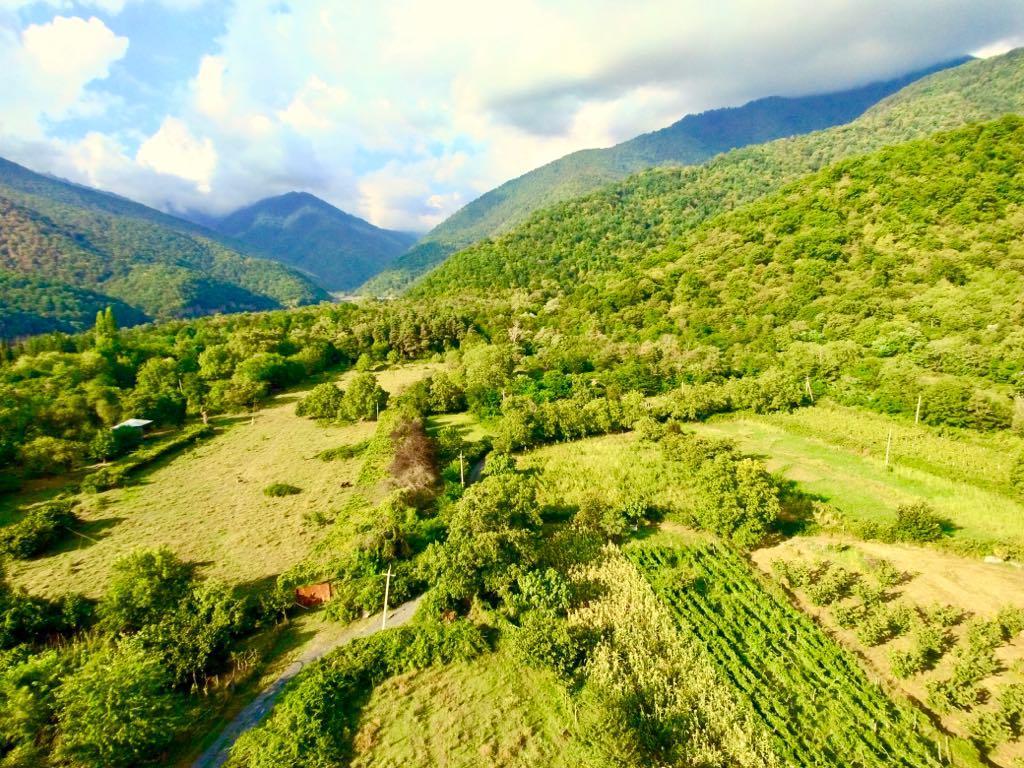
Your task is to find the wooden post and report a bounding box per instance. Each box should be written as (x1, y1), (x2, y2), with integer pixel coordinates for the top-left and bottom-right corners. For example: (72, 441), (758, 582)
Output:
(914, 394), (922, 425)
(884, 429), (893, 469)
(381, 564), (392, 630)
(459, 451), (465, 486)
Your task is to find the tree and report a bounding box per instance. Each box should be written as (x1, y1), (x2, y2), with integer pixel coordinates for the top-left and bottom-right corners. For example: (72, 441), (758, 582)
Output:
(138, 580), (245, 688)
(99, 547), (193, 633)
(692, 455), (780, 548)
(54, 638), (184, 768)
(427, 469), (540, 605)
(123, 358), (185, 425)
(295, 382), (344, 420)
(341, 372), (387, 421)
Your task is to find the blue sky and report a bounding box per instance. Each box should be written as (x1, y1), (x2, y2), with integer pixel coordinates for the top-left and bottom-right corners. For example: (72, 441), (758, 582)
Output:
(1, 1), (1022, 231)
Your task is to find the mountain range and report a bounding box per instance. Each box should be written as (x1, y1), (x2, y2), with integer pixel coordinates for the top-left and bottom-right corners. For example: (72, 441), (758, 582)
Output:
(205, 192), (418, 293)
(362, 57), (970, 295)
(413, 50), (1024, 303)
(0, 157), (329, 338)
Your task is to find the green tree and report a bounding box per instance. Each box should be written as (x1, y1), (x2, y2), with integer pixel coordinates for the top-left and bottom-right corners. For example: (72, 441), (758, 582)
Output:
(427, 469), (540, 605)
(99, 547), (193, 633)
(295, 382), (345, 420)
(54, 638), (184, 768)
(693, 455), (780, 548)
(341, 372), (387, 421)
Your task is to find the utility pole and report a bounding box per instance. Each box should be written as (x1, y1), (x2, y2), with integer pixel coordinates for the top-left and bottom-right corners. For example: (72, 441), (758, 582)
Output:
(914, 394), (922, 425)
(381, 564), (392, 630)
(375, 397), (380, 421)
(884, 429), (893, 469)
(459, 450), (465, 486)
(805, 376), (814, 403)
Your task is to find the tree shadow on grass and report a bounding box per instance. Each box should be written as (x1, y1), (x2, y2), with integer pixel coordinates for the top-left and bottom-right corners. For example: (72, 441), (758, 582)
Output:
(40, 515), (126, 557)
(775, 477), (832, 538)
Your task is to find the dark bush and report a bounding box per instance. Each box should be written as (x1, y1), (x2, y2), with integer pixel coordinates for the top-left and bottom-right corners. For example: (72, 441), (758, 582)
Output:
(0, 500), (78, 559)
(886, 501), (946, 543)
(263, 483), (301, 497)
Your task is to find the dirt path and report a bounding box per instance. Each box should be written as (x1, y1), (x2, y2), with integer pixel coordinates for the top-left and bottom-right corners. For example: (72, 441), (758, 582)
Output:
(193, 597), (422, 768)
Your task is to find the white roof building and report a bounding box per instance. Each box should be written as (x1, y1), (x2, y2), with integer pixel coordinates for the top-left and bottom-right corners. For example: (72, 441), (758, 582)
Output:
(113, 418), (153, 430)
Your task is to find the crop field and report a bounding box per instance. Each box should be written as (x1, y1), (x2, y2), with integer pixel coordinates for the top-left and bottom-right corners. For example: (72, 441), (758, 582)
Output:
(754, 537), (1024, 767)
(761, 402), (1024, 494)
(349, 650), (578, 768)
(626, 536), (975, 768)
(8, 362), (439, 598)
(692, 412), (1024, 552)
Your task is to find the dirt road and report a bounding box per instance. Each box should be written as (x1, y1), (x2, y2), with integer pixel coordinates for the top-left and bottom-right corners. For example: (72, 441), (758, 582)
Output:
(193, 597), (422, 768)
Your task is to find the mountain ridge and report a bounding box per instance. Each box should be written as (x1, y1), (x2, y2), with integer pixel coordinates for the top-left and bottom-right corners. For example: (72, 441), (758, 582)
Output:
(363, 56), (970, 295)
(0, 156), (328, 338)
(412, 49), (1024, 301)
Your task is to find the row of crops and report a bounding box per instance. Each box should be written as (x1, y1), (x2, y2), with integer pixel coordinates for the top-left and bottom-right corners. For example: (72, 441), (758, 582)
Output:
(626, 541), (970, 767)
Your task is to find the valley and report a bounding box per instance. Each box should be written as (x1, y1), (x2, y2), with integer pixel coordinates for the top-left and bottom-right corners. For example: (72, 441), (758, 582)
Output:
(2, 37), (1024, 768)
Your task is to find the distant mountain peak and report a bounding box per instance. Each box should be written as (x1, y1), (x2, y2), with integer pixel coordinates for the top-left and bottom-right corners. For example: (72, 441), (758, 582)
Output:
(208, 194), (417, 292)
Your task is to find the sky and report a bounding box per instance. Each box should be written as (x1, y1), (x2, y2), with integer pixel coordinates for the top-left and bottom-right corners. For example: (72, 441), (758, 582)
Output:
(0, 1), (1022, 232)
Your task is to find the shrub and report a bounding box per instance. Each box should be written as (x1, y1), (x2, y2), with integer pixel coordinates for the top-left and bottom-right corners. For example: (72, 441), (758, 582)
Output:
(0, 500), (78, 559)
(509, 611), (582, 676)
(315, 440), (369, 461)
(263, 483), (301, 497)
(805, 563), (858, 606)
(886, 502), (945, 543)
(17, 437), (86, 477)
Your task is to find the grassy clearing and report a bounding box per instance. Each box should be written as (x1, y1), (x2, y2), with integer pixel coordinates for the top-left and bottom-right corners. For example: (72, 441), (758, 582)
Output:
(9, 395), (374, 598)
(349, 649), (578, 768)
(517, 432), (694, 514)
(753, 536), (1024, 767)
(7, 361), (441, 598)
(426, 411), (494, 442)
(692, 415), (1024, 553)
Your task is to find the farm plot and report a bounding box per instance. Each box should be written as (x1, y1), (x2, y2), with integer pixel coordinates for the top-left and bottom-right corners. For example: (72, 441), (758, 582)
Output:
(692, 415), (1024, 553)
(626, 538), (978, 768)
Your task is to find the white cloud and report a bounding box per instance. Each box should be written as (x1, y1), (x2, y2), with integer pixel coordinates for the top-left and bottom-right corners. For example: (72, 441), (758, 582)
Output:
(2, 1), (1024, 231)
(136, 116), (217, 193)
(0, 15), (127, 136)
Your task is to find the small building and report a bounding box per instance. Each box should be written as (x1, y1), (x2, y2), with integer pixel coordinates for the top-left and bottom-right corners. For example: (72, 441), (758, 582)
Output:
(112, 418), (153, 432)
(295, 582), (332, 607)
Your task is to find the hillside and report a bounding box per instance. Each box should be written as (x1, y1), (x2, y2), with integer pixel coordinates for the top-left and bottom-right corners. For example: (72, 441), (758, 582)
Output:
(415, 49), (1024, 300)
(210, 192), (417, 292)
(0, 269), (149, 338)
(0, 158), (328, 337)
(363, 57), (966, 294)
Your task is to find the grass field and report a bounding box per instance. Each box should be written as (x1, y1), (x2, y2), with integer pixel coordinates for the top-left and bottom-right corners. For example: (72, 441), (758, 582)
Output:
(517, 431), (695, 514)
(349, 650), (578, 768)
(693, 412), (1024, 553)
(7, 362), (439, 598)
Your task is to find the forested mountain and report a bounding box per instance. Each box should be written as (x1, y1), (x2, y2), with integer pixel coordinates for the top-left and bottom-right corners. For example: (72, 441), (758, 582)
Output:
(363, 57), (966, 295)
(0, 269), (148, 339)
(0, 158), (328, 338)
(415, 49), (1024, 300)
(209, 192), (417, 292)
